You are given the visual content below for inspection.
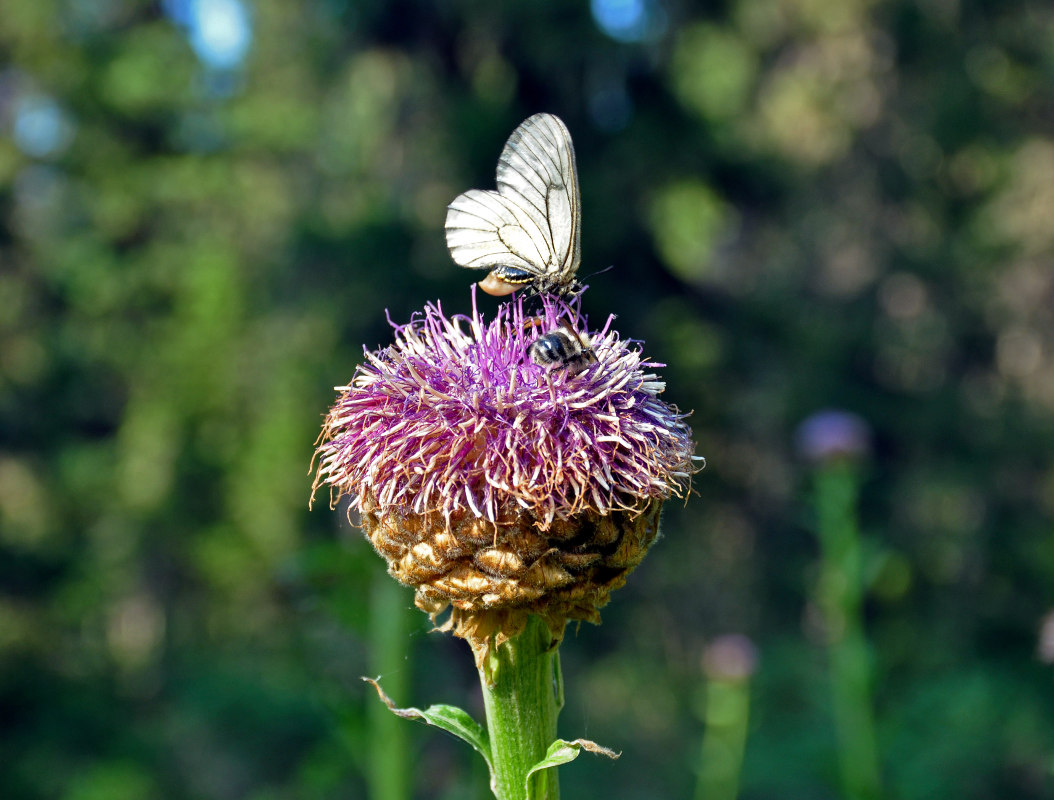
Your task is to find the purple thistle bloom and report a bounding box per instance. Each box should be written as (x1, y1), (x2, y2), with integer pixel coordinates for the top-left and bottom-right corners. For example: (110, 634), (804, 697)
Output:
(312, 289), (699, 655)
(314, 290), (696, 528)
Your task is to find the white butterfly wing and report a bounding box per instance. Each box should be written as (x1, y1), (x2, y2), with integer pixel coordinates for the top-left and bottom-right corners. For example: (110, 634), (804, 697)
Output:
(445, 113), (581, 293)
(444, 189), (551, 272)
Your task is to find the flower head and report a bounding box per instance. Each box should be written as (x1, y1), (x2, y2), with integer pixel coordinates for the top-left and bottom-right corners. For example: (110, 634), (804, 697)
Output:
(795, 409), (871, 464)
(313, 290), (699, 659)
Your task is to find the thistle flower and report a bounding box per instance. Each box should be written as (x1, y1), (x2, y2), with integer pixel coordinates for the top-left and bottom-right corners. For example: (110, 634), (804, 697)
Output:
(795, 409), (871, 464)
(312, 290), (698, 662)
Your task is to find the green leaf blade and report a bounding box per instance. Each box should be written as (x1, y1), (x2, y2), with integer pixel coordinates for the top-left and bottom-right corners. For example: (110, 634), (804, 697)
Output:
(363, 677), (493, 769)
(523, 738), (620, 796)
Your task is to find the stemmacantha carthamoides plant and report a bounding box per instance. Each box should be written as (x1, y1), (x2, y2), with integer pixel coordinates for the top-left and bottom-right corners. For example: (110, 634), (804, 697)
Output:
(311, 289), (700, 800)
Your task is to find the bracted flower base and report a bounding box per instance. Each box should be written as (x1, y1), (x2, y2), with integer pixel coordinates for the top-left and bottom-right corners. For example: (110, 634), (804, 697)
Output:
(361, 491), (663, 668)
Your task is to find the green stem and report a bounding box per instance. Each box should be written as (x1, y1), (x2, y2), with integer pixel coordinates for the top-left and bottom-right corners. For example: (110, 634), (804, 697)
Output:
(477, 615), (564, 800)
(367, 575), (413, 800)
(814, 461), (882, 800)
(694, 676), (750, 800)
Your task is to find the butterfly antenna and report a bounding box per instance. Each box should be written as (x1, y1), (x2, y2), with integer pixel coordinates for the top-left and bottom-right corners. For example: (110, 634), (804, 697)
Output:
(581, 264), (615, 281)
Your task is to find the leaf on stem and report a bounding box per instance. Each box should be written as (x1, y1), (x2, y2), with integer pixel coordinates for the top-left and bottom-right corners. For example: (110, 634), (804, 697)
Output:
(363, 677), (493, 769)
(523, 738), (621, 794)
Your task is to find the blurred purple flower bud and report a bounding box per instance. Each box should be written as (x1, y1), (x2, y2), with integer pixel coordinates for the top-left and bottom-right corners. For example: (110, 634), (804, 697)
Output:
(795, 409), (871, 464)
(1037, 610), (1054, 664)
(702, 634), (758, 681)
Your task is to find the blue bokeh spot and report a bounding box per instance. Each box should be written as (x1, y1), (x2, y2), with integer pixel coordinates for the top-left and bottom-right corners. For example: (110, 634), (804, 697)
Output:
(164, 0), (252, 70)
(591, 0), (663, 43)
(13, 94), (74, 158)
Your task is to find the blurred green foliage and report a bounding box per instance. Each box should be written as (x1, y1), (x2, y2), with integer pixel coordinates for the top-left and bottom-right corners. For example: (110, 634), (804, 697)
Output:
(2, 0), (1054, 798)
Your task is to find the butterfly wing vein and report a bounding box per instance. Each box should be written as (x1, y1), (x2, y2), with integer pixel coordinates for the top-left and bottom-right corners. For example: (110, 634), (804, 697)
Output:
(445, 113), (581, 294)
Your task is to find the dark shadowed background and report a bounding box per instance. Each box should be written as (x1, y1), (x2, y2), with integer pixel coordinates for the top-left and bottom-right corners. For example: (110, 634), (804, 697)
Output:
(3, 0), (1054, 798)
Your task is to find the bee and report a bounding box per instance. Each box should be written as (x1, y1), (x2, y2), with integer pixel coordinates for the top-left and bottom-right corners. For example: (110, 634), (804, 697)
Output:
(445, 113), (582, 297)
(528, 323), (597, 375)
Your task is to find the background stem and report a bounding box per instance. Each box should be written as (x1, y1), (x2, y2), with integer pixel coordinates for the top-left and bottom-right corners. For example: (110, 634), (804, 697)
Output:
(693, 676), (750, 800)
(367, 575), (414, 800)
(477, 616), (563, 800)
(814, 461), (882, 800)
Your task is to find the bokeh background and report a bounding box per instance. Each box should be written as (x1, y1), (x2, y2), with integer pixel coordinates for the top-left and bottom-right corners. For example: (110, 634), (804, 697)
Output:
(3, 0), (1054, 797)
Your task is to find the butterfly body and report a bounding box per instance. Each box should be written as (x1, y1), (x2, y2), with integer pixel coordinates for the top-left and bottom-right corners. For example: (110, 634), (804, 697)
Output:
(446, 113), (582, 297)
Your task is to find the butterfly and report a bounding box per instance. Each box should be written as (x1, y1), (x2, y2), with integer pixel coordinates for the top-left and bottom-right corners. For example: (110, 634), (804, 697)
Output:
(445, 113), (582, 297)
